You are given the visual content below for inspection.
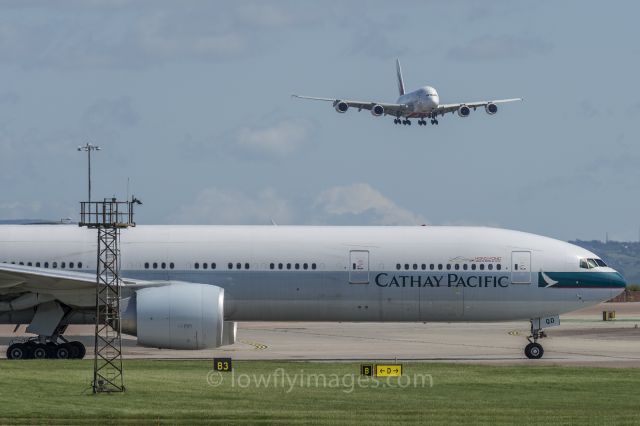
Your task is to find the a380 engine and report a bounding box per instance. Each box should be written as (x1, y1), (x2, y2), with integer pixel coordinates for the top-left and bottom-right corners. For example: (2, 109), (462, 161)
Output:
(334, 101), (349, 113)
(457, 105), (471, 117)
(121, 283), (235, 350)
(370, 104), (384, 116)
(485, 103), (498, 115)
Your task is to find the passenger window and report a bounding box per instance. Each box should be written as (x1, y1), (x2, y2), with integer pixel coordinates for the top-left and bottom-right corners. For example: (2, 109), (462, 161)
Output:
(303, 263), (308, 270)
(438, 264), (443, 270)
(312, 263), (317, 270)
(161, 262), (166, 269)
(78, 262), (83, 269)
(488, 264), (493, 270)
(278, 263), (283, 270)
(61, 262), (66, 269)
(27, 262), (32, 266)
(430, 264), (434, 270)
(514, 264), (518, 270)
(69, 262), (74, 269)
(145, 262), (149, 269)
(446, 264), (451, 270)
(153, 262), (158, 269)
(270, 263), (275, 270)
(413, 264), (418, 270)
(19, 262), (24, 265)
(170, 262), (175, 269)
(471, 264), (476, 270)
(421, 264), (426, 270)
(497, 264), (501, 270)
(295, 263), (300, 270)
(454, 264), (459, 270)
(203, 263), (208, 270)
(195, 262), (200, 269)
(404, 264), (409, 270)
(53, 262), (57, 269)
(286, 263), (291, 270)
(36, 262), (41, 267)
(212, 263), (216, 269)
(396, 263), (401, 270)
(463, 264), (468, 270)
(480, 264), (485, 270)
(228, 263), (233, 269)
(236, 263), (241, 270)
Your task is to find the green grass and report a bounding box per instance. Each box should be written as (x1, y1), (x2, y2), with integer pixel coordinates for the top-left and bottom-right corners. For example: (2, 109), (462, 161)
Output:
(0, 360), (639, 424)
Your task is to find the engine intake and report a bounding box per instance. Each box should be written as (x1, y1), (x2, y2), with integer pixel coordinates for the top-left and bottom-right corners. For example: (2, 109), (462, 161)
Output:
(458, 105), (471, 117)
(371, 104), (384, 116)
(334, 101), (349, 113)
(485, 103), (498, 115)
(121, 283), (224, 349)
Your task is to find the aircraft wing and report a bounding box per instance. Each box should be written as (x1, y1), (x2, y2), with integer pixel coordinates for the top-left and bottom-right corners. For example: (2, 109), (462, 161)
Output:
(434, 98), (522, 116)
(292, 95), (409, 116)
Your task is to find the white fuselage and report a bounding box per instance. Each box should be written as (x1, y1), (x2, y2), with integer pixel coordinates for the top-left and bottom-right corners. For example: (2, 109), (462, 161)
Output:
(397, 86), (440, 115)
(0, 225), (626, 323)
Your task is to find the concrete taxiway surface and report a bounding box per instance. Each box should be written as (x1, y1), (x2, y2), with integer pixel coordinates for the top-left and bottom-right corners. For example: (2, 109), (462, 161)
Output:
(2, 302), (639, 366)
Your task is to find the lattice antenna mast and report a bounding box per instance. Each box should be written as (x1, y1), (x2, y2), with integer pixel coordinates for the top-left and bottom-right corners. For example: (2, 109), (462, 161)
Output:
(79, 198), (136, 393)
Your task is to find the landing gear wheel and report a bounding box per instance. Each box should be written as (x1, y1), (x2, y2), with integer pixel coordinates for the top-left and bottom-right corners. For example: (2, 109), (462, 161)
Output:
(7, 343), (29, 360)
(55, 343), (72, 359)
(32, 343), (49, 359)
(69, 341), (86, 359)
(524, 342), (544, 359)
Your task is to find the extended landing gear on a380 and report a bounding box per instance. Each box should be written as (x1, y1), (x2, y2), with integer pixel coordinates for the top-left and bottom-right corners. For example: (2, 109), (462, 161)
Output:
(6, 339), (86, 360)
(418, 119), (427, 126)
(524, 319), (547, 359)
(430, 119), (439, 125)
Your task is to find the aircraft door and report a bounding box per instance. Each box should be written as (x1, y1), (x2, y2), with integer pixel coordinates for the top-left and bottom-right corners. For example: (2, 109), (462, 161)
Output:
(349, 250), (369, 284)
(511, 251), (531, 284)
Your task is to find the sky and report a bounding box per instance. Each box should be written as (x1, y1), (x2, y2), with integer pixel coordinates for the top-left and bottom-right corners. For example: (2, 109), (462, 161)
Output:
(0, 0), (638, 242)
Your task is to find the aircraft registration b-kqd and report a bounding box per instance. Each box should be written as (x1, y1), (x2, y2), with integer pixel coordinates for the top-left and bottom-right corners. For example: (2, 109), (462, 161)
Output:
(293, 59), (522, 126)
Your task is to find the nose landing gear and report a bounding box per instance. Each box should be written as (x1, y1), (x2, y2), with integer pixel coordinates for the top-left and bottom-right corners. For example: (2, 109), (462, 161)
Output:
(524, 317), (554, 359)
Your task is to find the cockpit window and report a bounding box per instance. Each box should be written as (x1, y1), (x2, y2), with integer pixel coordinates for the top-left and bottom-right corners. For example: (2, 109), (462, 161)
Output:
(580, 258), (607, 269)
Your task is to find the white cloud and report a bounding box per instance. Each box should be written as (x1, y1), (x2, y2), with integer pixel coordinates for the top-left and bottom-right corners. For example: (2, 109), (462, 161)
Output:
(447, 35), (552, 62)
(313, 183), (426, 225)
(173, 187), (293, 225)
(235, 119), (310, 157)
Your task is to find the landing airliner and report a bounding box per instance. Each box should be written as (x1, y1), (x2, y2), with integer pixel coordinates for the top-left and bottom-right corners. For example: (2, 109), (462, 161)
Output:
(293, 59), (522, 126)
(0, 225), (625, 360)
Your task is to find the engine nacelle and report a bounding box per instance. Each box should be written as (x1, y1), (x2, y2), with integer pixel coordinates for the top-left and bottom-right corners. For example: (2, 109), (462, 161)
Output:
(334, 101), (349, 113)
(485, 103), (498, 115)
(458, 105), (471, 117)
(121, 283), (224, 349)
(371, 104), (384, 116)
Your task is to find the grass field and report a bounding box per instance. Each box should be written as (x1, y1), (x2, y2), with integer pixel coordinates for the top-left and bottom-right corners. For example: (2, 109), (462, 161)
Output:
(0, 360), (639, 424)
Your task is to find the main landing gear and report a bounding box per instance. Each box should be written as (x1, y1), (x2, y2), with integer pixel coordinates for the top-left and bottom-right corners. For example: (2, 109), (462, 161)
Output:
(6, 338), (86, 360)
(394, 118), (439, 126)
(394, 118), (412, 125)
(524, 318), (549, 359)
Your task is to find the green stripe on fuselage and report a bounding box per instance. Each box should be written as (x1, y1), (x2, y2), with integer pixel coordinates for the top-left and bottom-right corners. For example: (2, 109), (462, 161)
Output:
(538, 271), (626, 288)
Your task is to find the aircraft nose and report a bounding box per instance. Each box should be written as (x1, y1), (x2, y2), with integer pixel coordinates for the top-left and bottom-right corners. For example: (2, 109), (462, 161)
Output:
(610, 271), (627, 288)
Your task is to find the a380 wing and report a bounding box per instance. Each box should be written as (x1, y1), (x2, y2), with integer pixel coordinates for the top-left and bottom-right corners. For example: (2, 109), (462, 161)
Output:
(292, 95), (409, 116)
(434, 98), (522, 116)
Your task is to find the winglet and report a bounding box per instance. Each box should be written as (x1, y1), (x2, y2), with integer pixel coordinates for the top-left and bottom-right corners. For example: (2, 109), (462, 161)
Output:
(396, 59), (405, 96)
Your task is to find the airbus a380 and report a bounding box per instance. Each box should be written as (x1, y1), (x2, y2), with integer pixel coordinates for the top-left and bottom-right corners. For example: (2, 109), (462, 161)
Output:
(293, 59), (522, 126)
(0, 224), (625, 360)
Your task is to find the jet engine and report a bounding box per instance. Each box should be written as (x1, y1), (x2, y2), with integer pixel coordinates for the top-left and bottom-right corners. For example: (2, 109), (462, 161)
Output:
(121, 283), (226, 350)
(485, 103), (498, 115)
(371, 104), (384, 116)
(334, 101), (349, 113)
(457, 105), (471, 117)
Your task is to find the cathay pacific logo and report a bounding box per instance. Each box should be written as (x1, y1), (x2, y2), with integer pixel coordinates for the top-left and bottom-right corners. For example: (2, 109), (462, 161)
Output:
(539, 271), (558, 288)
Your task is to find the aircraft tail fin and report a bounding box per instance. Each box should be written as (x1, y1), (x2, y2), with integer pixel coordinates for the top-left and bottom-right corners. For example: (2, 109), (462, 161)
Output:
(396, 58), (405, 96)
